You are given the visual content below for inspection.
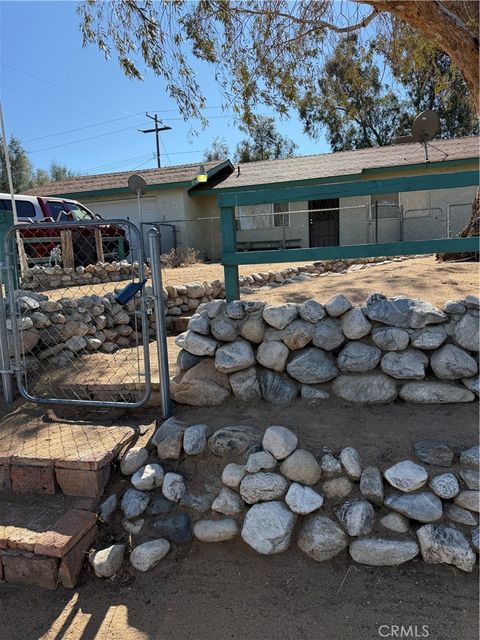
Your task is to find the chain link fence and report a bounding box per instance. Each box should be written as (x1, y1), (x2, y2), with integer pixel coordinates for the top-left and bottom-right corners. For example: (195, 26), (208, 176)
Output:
(447, 203), (472, 238)
(2, 219), (151, 407)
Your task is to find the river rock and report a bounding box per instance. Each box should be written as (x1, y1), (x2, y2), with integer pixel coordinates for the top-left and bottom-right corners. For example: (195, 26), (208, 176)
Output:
(145, 495), (174, 516)
(179, 493), (212, 513)
(417, 524), (476, 572)
(414, 439), (454, 467)
(410, 326), (447, 350)
(454, 490), (479, 513)
(350, 538), (419, 566)
(183, 423), (208, 455)
(460, 445), (480, 471)
(399, 381), (475, 403)
(336, 500), (374, 536)
(262, 304), (298, 330)
(121, 489), (150, 519)
(256, 340), (290, 371)
(380, 513), (410, 533)
(222, 463), (246, 489)
(212, 487), (243, 515)
(319, 453), (342, 477)
(385, 492), (442, 522)
(246, 451), (277, 473)
(130, 539), (170, 572)
(120, 447), (149, 475)
(460, 468), (480, 491)
(299, 300), (326, 323)
(154, 419), (185, 460)
(286, 347), (338, 383)
(215, 338), (255, 374)
(241, 501), (297, 554)
(229, 367), (261, 402)
(333, 373), (397, 403)
(340, 447), (362, 480)
(194, 518), (239, 542)
(380, 349), (428, 379)
(240, 313), (266, 343)
(311, 318), (345, 350)
(297, 514), (348, 562)
(322, 477), (353, 500)
(337, 342), (382, 372)
(258, 369), (299, 406)
(239, 472), (288, 504)
(209, 425), (261, 457)
(360, 467), (384, 505)
(90, 544), (126, 578)
(365, 294), (446, 329)
(188, 312), (210, 336)
(162, 473), (186, 502)
(285, 483), (324, 514)
(280, 449), (321, 485)
(371, 326), (409, 351)
(211, 315), (238, 342)
(152, 512), (192, 543)
(175, 330), (218, 356)
(325, 294), (352, 317)
(384, 460), (428, 492)
(262, 426), (298, 460)
(341, 308), (371, 339)
(451, 311), (479, 351)
(430, 344), (478, 380)
(429, 473), (460, 499)
(446, 504), (478, 526)
(131, 464), (164, 491)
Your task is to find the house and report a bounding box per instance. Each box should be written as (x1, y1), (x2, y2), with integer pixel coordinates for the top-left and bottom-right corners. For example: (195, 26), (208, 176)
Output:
(28, 136), (479, 260)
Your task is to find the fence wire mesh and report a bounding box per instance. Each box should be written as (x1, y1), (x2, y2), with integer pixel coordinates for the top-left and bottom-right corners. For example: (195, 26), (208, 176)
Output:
(3, 219), (151, 407)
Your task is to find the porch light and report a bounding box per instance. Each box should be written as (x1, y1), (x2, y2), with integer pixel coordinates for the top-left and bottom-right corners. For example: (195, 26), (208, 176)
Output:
(197, 165), (208, 183)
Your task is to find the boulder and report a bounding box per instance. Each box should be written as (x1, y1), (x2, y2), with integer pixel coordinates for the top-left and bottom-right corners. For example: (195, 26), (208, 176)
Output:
(212, 487), (243, 516)
(371, 326), (409, 351)
(175, 330), (218, 356)
(130, 539), (170, 572)
(336, 499), (374, 536)
(381, 349), (428, 380)
(339, 447), (362, 480)
(365, 294), (446, 329)
(229, 367), (261, 402)
(131, 464), (164, 491)
(349, 538), (419, 566)
(443, 300), (466, 315)
(226, 300), (246, 320)
(311, 318), (345, 350)
(120, 447), (149, 475)
(451, 312), (479, 351)
(121, 489), (150, 519)
(258, 369), (299, 406)
(333, 373), (397, 404)
(299, 300), (326, 323)
(208, 425), (261, 457)
(280, 449), (321, 485)
(245, 451), (277, 473)
(286, 347), (338, 383)
(417, 524), (476, 572)
(241, 501), (297, 554)
(337, 341), (382, 373)
(188, 312), (210, 336)
(222, 463), (246, 489)
(322, 477), (353, 500)
(429, 473), (460, 499)
(384, 460), (428, 492)
(240, 313), (266, 343)
(380, 513), (409, 533)
(194, 518), (239, 542)
(256, 340), (290, 371)
(215, 338), (255, 374)
(414, 440), (454, 467)
(341, 308), (371, 340)
(325, 294), (352, 317)
(281, 320), (313, 350)
(262, 426), (298, 460)
(297, 514), (348, 562)
(171, 359), (231, 406)
(430, 344), (478, 380)
(262, 304), (298, 330)
(385, 492), (442, 523)
(90, 544), (126, 578)
(162, 473), (186, 502)
(183, 423), (209, 455)
(399, 381), (475, 403)
(211, 315), (238, 342)
(410, 326), (447, 350)
(285, 483), (324, 514)
(360, 467), (384, 505)
(239, 472), (289, 504)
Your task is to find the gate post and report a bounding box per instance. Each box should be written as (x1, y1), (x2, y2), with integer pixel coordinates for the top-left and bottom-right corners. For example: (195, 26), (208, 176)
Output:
(148, 227), (172, 419)
(220, 206), (239, 302)
(0, 265), (14, 404)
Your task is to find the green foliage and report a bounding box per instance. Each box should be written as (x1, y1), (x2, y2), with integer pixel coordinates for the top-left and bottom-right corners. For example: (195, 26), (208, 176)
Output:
(203, 137), (230, 162)
(234, 116), (297, 163)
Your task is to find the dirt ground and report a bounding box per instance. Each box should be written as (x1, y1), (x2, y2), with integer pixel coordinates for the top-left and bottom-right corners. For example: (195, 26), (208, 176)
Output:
(0, 398), (478, 640)
(45, 256), (479, 308)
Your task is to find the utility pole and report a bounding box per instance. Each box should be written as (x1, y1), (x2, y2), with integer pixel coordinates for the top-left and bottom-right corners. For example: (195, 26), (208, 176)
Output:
(139, 113), (172, 168)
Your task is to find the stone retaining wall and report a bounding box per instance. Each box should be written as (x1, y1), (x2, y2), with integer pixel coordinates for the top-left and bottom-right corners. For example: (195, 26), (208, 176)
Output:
(172, 293), (480, 406)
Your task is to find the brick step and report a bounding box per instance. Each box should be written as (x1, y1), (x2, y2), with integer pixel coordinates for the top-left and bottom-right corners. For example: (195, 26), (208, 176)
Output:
(0, 414), (135, 499)
(0, 494), (98, 589)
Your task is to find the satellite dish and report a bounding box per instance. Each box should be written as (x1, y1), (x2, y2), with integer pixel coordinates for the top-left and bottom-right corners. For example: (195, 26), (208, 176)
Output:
(411, 110), (440, 143)
(128, 174), (147, 195)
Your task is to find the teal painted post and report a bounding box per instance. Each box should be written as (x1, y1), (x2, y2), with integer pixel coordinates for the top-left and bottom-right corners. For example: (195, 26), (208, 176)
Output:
(220, 206), (239, 302)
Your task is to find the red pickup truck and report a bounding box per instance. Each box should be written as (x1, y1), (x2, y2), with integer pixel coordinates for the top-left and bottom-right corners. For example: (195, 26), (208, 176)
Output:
(0, 194), (130, 266)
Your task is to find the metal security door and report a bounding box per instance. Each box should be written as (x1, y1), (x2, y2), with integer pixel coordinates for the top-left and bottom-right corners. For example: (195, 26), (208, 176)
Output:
(308, 199), (340, 247)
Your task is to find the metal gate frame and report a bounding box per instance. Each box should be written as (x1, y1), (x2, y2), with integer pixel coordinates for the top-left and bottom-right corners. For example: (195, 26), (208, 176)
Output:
(3, 218), (153, 409)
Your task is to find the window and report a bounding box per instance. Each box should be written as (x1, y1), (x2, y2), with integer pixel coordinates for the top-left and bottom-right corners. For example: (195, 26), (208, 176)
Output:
(65, 202), (95, 221)
(235, 202), (290, 230)
(273, 202), (290, 227)
(47, 200), (72, 221)
(0, 199), (36, 218)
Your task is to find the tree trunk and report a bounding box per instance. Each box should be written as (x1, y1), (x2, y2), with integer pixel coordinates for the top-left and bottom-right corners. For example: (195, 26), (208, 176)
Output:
(360, 1), (479, 112)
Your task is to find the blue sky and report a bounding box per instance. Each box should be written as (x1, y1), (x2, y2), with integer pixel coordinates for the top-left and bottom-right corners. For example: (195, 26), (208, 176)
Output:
(0, 1), (330, 177)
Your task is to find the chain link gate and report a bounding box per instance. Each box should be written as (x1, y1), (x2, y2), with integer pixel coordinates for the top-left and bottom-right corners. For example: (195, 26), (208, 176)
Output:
(2, 218), (152, 408)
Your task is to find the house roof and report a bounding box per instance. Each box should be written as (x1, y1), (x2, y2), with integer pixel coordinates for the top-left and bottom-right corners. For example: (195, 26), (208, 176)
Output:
(201, 136), (480, 192)
(25, 160), (232, 198)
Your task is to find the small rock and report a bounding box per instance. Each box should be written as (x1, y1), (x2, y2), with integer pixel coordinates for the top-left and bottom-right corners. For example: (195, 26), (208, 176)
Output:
(325, 294), (352, 317)
(297, 514), (347, 562)
(99, 494), (117, 524)
(385, 492), (442, 523)
(131, 464), (164, 491)
(319, 453), (342, 478)
(322, 477), (353, 500)
(90, 544), (126, 578)
(121, 489), (150, 519)
(417, 524), (476, 572)
(179, 494), (212, 513)
(212, 487), (243, 515)
(460, 445), (480, 471)
(183, 423), (209, 455)
(222, 463), (246, 489)
(194, 518), (239, 542)
(414, 440), (454, 467)
(285, 483), (324, 514)
(339, 447), (362, 480)
(145, 495), (174, 515)
(336, 500), (374, 536)
(162, 472), (186, 502)
(262, 426), (298, 460)
(130, 539), (170, 572)
(152, 512), (192, 543)
(360, 467), (384, 505)
(384, 460), (428, 492)
(245, 451), (277, 473)
(446, 504), (478, 526)
(349, 538), (419, 566)
(280, 449), (321, 485)
(153, 417), (185, 460)
(239, 472), (288, 504)
(241, 501), (297, 554)
(460, 468), (480, 490)
(120, 447), (148, 475)
(209, 425), (261, 457)
(429, 473), (460, 499)
(454, 490), (479, 513)
(380, 513), (409, 533)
